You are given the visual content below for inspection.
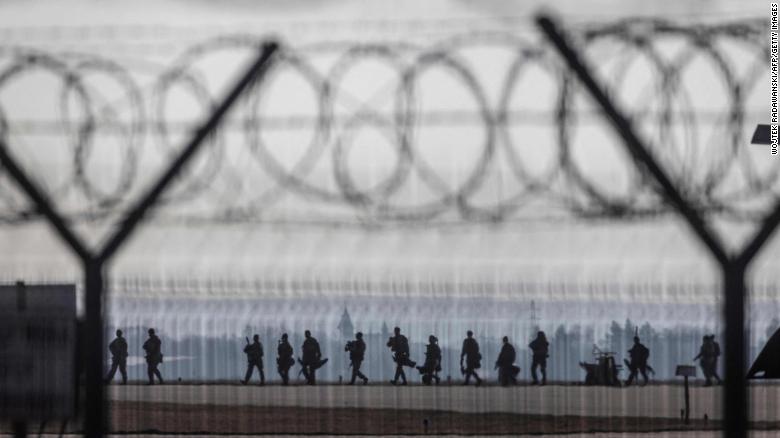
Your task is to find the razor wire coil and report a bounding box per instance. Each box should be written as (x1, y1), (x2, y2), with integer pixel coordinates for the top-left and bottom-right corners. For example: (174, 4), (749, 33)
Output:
(0, 19), (770, 226)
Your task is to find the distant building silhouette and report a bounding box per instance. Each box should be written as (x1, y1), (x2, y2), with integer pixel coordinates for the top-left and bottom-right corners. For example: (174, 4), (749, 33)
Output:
(337, 307), (354, 340)
(529, 300), (540, 334)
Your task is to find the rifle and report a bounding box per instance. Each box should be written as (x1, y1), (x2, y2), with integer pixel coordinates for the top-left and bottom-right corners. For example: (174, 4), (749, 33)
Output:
(246, 336), (250, 345)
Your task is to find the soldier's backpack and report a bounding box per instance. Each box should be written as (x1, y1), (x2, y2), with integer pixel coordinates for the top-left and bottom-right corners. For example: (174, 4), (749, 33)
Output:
(396, 335), (410, 354)
(302, 339), (319, 360)
(473, 353), (482, 369)
(638, 344), (649, 362)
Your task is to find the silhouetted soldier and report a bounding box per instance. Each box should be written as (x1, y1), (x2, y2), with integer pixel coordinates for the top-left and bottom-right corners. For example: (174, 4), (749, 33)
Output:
(300, 330), (323, 385)
(460, 330), (482, 386)
(242, 334), (265, 385)
(694, 334), (722, 386)
(277, 333), (294, 385)
(624, 336), (650, 387)
(142, 328), (164, 385)
(417, 335), (442, 385)
(105, 329), (128, 384)
(495, 336), (519, 386)
(346, 332), (369, 385)
(387, 326), (416, 385)
(529, 331), (549, 385)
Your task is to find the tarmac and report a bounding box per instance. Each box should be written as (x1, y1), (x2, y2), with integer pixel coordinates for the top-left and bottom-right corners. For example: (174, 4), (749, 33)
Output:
(106, 382), (780, 422)
(5, 433), (780, 437)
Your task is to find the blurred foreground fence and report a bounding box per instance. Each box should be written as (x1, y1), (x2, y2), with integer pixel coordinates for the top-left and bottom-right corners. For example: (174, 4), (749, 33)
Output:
(0, 42), (279, 436)
(0, 15), (774, 437)
(537, 14), (778, 438)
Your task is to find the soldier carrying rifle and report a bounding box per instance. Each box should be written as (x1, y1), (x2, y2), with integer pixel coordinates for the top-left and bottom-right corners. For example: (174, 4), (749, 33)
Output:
(300, 330), (327, 385)
(277, 333), (294, 385)
(624, 333), (652, 387)
(387, 326), (416, 385)
(529, 331), (549, 386)
(142, 328), (164, 385)
(460, 330), (482, 386)
(496, 336), (519, 386)
(105, 329), (128, 385)
(417, 335), (442, 385)
(345, 332), (369, 385)
(241, 334), (265, 385)
(694, 334), (722, 386)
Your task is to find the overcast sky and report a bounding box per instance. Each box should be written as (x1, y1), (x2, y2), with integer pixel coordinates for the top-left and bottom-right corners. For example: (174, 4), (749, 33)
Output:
(0, 0), (764, 27)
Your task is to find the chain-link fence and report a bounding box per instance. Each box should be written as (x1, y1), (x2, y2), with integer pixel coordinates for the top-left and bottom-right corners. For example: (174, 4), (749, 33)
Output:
(0, 13), (774, 437)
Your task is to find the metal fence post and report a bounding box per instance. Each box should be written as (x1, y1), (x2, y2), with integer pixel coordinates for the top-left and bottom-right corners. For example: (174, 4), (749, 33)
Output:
(84, 259), (105, 438)
(535, 14), (771, 438)
(723, 264), (747, 436)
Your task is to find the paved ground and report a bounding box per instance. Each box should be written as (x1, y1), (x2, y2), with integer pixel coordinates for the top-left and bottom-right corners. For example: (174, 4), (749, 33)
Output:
(5, 433), (780, 437)
(104, 402), (726, 435)
(107, 383), (780, 421)
(5, 384), (776, 435)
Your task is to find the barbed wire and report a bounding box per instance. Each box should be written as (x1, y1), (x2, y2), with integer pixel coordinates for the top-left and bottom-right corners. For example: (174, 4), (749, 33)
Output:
(0, 18), (771, 226)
